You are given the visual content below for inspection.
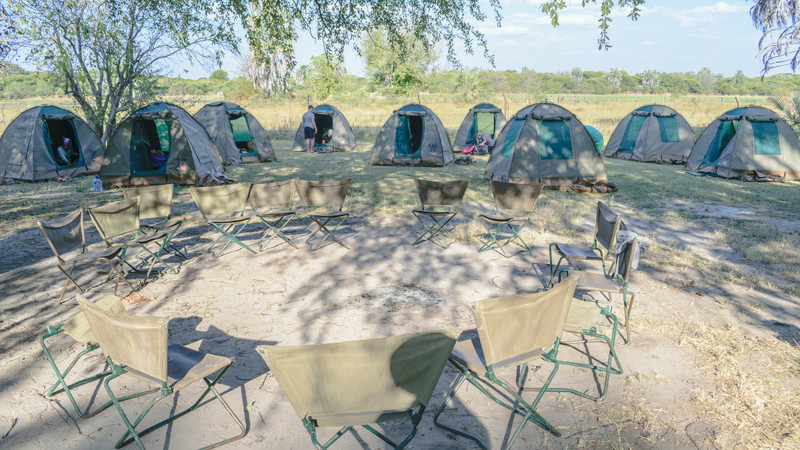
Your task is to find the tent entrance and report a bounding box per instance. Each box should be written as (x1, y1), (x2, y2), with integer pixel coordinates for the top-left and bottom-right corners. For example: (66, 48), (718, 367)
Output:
(395, 115), (424, 158)
(618, 114), (647, 153)
(703, 120), (738, 166)
(314, 114), (334, 147)
(44, 118), (83, 167)
(467, 112), (497, 145)
(229, 115), (257, 156)
(130, 118), (171, 175)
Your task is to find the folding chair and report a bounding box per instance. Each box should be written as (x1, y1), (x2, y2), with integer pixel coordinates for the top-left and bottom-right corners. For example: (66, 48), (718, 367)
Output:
(40, 295), (157, 418)
(38, 209), (135, 304)
(76, 295), (246, 449)
(548, 201), (622, 285)
(294, 178), (352, 250)
(248, 179), (298, 251)
(87, 198), (175, 283)
(559, 235), (639, 342)
(411, 179), (469, 248)
(478, 181), (543, 257)
(189, 183), (255, 257)
(257, 330), (458, 449)
(122, 184), (186, 259)
(433, 276), (579, 448)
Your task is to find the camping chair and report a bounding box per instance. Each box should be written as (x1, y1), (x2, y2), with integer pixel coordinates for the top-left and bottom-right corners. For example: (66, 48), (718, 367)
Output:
(433, 276), (579, 448)
(76, 295), (246, 449)
(558, 235), (639, 342)
(294, 179), (352, 250)
(248, 179), (298, 251)
(38, 209), (135, 304)
(189, 183), (255, 257)
(548, 201), (622, 286)
(411, 179), (469, 247)
(40, 295), (158, 419)
(87, 198), (176, 283)
(122, 184), (186, 259)
(478, 181), (543, 257)
(257, 330), (458, 449)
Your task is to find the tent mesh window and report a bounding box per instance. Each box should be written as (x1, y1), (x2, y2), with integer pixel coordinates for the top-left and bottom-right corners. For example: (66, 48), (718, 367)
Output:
(130, 118), (171, 174)
(44, 118), (81, 167)
(656, 116), (680, 142)
(500, 119), (525, 158)
(229, 115), (256, 155)
(618, 114), (647, 152)
(703, 120), (738, 166)
(395, 115), (424, 158)
(538, 119), (573, 160)
(314, 114), (334, 146)
(751, 121), (781, 155)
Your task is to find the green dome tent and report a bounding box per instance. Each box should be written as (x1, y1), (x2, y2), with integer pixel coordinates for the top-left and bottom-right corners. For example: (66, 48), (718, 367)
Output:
(370, 104), (453, 166)
(100, 103), (225, 186)
(584, 125), (604, 153)
(686, 106), (800, 180)
(194, 101), (277, 164)
(604, 104), (694, 163)
(0, 105), (104, 181)
(485, 103), (607, 189)
(291, 104), (356, 152)
(452, 103), (507, 153)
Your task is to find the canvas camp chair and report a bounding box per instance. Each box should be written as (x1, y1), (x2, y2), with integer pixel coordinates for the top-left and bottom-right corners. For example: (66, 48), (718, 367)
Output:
(76, 295), (245, 449)
(257, 330), (458, 449)
(294, 178), (352, 250)
(189, 183), (255, 257)
(433, 276), (578, 448)
(478, 181), (543, 257)
(87, 198), (176, 283)
(548, 201), (622, 286)
(38, 209), (135, 304)
(558, 235), (639, 342)
(248, 179), (298, 251)
(40, 295), (158, 419)
(411, 179), (469, 247)
(122, 184), (186, 259)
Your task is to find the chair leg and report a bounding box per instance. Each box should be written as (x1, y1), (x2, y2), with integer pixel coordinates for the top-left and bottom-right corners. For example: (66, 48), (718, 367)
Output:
(208, 220), (256, 257)
(412, 212), (456, 248)
(547, 244), (567, 287)
(257, 215), (297, 250)
(307, 216), (349, 250)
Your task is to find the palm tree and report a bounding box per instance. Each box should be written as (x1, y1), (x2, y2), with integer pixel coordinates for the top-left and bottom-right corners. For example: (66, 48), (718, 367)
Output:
(640, 70), (660, 94)
(606, 68), (622, 88)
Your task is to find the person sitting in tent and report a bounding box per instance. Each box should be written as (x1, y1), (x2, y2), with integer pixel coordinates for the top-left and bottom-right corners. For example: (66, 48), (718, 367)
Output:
(320, 129), (333, 144)
(148, 148), (167, 169)
(475, 132), (495, 155)
(54, 137), (75, 166)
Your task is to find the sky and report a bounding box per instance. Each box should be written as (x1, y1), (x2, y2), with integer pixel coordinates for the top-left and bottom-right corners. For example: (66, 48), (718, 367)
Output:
(171, 1), (789, 79)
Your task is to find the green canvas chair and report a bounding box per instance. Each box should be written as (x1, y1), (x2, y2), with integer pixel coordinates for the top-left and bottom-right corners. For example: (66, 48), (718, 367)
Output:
(87, 198), (175, 283)
(478, 181), (543, 257)
(559, 236), (639, 342)
(548, 201), (622, 285)
(76, 295), (246, 449)
(433, 276), (578, 448)
(248, 179), (298, 251)
(411, 179), (469, 247)
(294, 179), (352, 250)
(257, 330), (458, 449)
(122, 184), (186, 259)
(40, 295), (158, 419)
(38, 209), (135, 304)
(189, 183), (255, 256)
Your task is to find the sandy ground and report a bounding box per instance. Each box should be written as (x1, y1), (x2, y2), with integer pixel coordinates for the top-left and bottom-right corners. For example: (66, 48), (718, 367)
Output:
(0, 191), (797, 449)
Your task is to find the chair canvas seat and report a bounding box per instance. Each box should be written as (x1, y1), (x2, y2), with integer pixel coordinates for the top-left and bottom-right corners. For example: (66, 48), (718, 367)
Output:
(554, 243), (602, 260)
(66, 246), (124, 264)
(451, 336), (546, 375)
(120, 344), (233, 393)
(576, 271), (623, 292)
(412, 209), (453, 216)
(205, 214), (253, 225)
(479, 213), (512, 223)
(310, 211), (348, 220)
(563, 299), (604, 333)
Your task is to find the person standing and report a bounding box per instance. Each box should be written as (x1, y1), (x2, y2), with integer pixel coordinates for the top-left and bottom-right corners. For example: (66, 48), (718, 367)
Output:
(301, 105), (317, 153)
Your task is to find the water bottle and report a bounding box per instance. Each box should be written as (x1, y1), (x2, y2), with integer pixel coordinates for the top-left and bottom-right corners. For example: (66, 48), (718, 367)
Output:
(92, 175), (102, 193)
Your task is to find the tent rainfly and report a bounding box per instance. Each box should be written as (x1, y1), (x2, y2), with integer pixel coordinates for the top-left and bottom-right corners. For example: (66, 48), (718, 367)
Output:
(0, 105), (104, 181)
(291, 104), (356, 152)
(584, 125), (604, 153)
(604, 104), (694, 163)
(686, 106), (800, 180)
(485, 103), (607, 189)
(100, 103), (225, 186)
(194, 101), (277, 164)
(370, 104), (454, 166)
(452, 103), (507, 153)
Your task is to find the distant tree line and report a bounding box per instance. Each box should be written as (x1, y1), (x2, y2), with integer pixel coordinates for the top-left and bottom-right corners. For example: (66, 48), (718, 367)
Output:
(4, 61), (800, 102)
